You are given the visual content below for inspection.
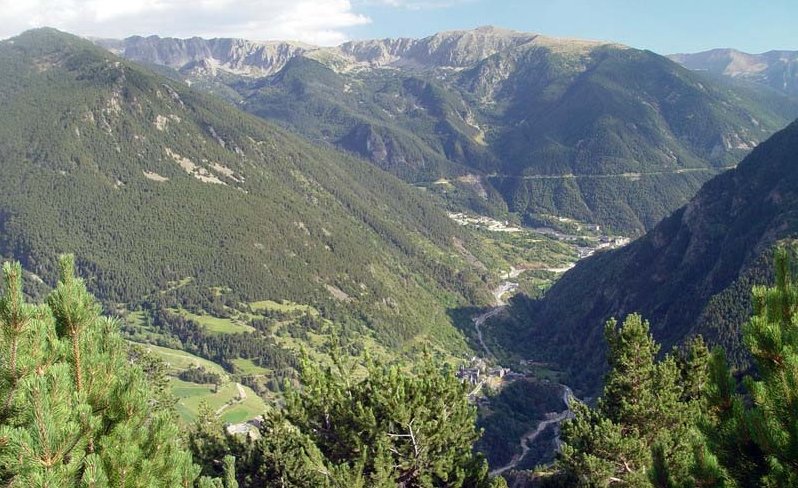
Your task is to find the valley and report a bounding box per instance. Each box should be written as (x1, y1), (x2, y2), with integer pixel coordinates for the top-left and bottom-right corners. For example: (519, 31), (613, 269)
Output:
(448, 211), (627, 471)
(1, 11), (798, 486)
(117, 204), (621, 471)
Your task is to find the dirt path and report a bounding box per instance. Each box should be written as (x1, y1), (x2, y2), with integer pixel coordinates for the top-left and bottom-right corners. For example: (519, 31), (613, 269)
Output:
(215, 383), (247, 415)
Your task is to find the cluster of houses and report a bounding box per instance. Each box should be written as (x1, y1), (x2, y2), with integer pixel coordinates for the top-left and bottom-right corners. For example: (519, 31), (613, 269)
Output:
(226, 416), (263, 437)
(576, 235), (632, 259)
(456, 358), (520, 389)
(447, 212), (523, 232)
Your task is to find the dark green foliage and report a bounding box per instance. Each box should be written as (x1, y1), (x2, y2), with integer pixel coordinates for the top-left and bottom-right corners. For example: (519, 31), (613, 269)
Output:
(179, 365), (222, 385)
(494, 119), (798, 395)
(703, 248), (798, 486)
(192, 350), (507, 487)
(554, 315), (713, 487)
(0, 256), (201, 486)
(263, 352), (501, 487)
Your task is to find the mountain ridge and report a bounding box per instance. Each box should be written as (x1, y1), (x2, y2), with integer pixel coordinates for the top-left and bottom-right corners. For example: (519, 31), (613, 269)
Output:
(94, 27), (798, 234)
(95, 26), (620, 76)
(670, 48), (798, 97)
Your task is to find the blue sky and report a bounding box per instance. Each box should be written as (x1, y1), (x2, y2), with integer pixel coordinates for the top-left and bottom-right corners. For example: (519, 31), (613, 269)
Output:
(1, 0), (795, 53)
(351, 0), (798, 54)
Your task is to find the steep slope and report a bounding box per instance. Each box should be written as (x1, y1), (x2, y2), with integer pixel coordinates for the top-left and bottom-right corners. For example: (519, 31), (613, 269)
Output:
(670, 48), (798, 98)
(98, 28), (798, 234)
(237, 56), (509, 215)
(0, 28), (497, 355)
(489, 119), (798, 393)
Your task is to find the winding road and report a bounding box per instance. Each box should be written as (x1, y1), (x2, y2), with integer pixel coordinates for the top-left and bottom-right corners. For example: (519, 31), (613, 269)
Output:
(489, 386), (574, 477)
(472, 307), (502, 357)
(484, 166), (733, 180)
(472, 267), (523, 357)
(215, 382), (247, 415)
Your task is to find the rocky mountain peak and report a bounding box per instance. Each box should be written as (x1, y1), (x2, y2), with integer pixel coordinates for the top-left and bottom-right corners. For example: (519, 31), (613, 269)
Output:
(96, 35), (311, 76)
(670, 48), (798, 97)
(95, 26), (591, 74)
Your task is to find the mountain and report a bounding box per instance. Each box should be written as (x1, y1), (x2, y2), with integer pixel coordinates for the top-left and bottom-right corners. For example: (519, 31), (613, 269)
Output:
(670, 48), (798, 98)
(488, 118), (798, 393)
(99, 26), (538, 73)
(98, 35), (312, 77)
(0, 28), (501, 358)
(97, 28), (798, 234)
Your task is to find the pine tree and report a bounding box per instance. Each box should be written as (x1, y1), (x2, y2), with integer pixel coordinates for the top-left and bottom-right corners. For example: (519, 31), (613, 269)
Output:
(704, 246), (798, 486)
(600, 315), (663, 443)
(197, 348), (507, 487)
(190, 401), (234, 478)
(556, 315), (712, 487)
(281, 352), (494, 487)
(0, 257), (202, 486)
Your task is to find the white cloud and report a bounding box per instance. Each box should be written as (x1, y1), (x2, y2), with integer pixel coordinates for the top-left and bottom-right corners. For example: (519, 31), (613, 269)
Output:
(359, 0), (474, 10)
(0, 0), (372, 45)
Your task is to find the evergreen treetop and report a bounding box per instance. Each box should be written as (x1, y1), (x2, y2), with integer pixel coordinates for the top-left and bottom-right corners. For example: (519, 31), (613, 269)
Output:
(0, 256), (202, 487)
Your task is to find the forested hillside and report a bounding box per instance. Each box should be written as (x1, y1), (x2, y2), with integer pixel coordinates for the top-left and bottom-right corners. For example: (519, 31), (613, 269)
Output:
(0, 28), (503, 363)
(100, 28), (798, 233)
(488, 118), (798, 393)
(0, 256), (506, 487)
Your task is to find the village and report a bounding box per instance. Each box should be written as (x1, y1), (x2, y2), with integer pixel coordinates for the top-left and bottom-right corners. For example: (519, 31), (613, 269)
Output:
(456, 357), (524, 399)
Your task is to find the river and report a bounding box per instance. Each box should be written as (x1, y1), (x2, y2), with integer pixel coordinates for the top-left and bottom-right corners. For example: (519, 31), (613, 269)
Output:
(470, 269), (577, 477)
(489, 386), (574, 476)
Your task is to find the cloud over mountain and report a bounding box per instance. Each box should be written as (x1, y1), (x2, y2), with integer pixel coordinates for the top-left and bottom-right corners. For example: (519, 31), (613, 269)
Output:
(0, 0), (371, 45)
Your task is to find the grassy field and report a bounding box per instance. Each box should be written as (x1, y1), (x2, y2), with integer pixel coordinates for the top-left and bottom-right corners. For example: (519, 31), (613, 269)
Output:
(133, 342), (267, 423)
(171, 378), (267, 423)
(125, 310), (148, 327)
(162, 277), (195, 294)
(231, 358), (270, 375)
(249, 299), (317, 314)
(138, 343), (228, 377)
(172, 309), (257, 334)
